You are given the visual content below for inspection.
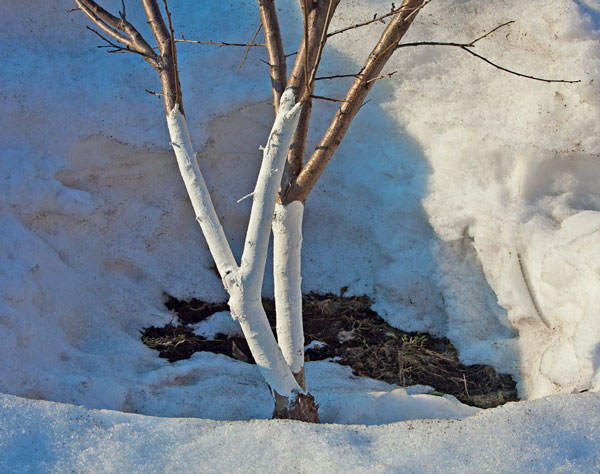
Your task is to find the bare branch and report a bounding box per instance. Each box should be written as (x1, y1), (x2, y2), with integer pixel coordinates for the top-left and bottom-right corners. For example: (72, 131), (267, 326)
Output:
(459, 46), (579, 84)
(161, 0), (181, 109)
(86, 26), (136, 55)
(74, 0), (157, 59)
(281, 0), (340, 199)
(258, 0), (288, 114)
(310, 94), (346, 102)
(237, 24), (263, 72)
(396, 21), (580, 84)
(176, 36), (265, 48)
(470, 20), (514, 45)
(306, 0), (336, 90)
(316, 73), (362, 81)
(139, 0), (184, 114)
(327, 0), (431, 38)
(75, 0), (136, 50)
(141, 0), (171, 55)
(366, 70), (397, 83)
(301, 0), (311, 100)
(315, 71), (398, 82)
(144, 88), (163, 98)
(285, 0), (424, 204)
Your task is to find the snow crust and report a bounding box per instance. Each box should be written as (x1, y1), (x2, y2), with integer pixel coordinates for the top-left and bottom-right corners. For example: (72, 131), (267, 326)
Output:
(1, 0), (600, 465)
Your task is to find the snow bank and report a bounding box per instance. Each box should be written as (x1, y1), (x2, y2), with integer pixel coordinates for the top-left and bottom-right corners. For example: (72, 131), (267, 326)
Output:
(1, 0), (600, 422)
(1, 391), (598, 473)
(374, 0), (600, 396)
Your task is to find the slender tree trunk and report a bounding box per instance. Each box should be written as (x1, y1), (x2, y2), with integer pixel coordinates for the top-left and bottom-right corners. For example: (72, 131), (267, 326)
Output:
(272, 201), (306, 389)
(166, 91), (318, 421)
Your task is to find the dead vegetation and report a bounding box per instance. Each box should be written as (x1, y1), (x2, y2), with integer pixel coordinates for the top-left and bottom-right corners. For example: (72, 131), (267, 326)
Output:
(142, 293), (517, 409)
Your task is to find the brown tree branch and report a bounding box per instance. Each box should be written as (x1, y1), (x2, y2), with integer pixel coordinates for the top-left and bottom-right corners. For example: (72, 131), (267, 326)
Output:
(74, 0), (157, 59)
(258, 0), (288, 114)
(284, 0), (424, 204)
(280, 0), (341, 199)
(141, 0), (184, 114)
(142, 0), (171, 55)
(306, 0), (336, 90)
(75, 0), (184, 114)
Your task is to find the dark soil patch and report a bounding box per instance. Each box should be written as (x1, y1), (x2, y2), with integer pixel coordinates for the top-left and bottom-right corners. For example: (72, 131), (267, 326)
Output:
(142, 293), (518, 409)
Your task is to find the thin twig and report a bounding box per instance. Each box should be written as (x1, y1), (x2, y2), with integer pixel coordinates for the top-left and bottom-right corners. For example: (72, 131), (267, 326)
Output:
(396, 41), (580, 84)
(307, 0), (336, 89)
(145, 88), (163, 98)
(470, 20), (514, 44)
(237, 24), (263, 72)
(311, 94), (346, 103)
(315, 73), (362, 81)
(461, 47), (579, 83)
(87, 26), (150, 57)
(327, 0), (431, 38)
(365, 70), (397, 83)
(395, 21), (580, 84)
(175, 37), (265, 47)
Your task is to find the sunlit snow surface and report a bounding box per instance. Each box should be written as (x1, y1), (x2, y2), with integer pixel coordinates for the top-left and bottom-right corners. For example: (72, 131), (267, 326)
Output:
(1, 0), (600, 470)
(1, 391), (598, 473)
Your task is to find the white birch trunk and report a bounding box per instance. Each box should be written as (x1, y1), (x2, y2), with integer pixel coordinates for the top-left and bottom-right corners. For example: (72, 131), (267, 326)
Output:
(166, 106), (238, 281)
(166, 90), (303, 398)
(272, 201), (305, 378)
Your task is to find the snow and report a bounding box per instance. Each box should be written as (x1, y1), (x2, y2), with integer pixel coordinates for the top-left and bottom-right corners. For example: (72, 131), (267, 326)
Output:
(2, 0), (600, 470)
(1, 391), (598, 473)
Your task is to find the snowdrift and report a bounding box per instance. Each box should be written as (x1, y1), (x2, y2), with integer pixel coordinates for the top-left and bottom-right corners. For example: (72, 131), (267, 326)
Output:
(1, 0), (599, 431)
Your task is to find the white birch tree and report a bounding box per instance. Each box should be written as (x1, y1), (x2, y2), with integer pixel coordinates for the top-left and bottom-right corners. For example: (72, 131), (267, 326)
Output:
(73, 0), (425, 421)
(74, 0), (572, 421)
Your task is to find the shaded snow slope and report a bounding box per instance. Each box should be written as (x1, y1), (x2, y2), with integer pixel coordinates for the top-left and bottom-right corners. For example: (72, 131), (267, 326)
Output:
(1, 391), (598, 473)
(376, 0), (600, 397)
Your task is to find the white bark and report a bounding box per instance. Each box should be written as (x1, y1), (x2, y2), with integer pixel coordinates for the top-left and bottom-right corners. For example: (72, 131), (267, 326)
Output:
(229, 89), (303, 395)
(239, 90), (302, 288)
(273, 201), (305, 375)
(166, 106), (238, 281)
(166, 90), (303, 397)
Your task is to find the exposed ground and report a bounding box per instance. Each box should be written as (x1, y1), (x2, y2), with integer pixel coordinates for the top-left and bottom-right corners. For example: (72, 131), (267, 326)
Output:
(142, 294), (517, 409)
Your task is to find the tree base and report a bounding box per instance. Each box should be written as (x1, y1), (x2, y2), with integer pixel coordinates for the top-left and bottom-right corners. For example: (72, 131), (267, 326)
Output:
(273, 391), (320, 423)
